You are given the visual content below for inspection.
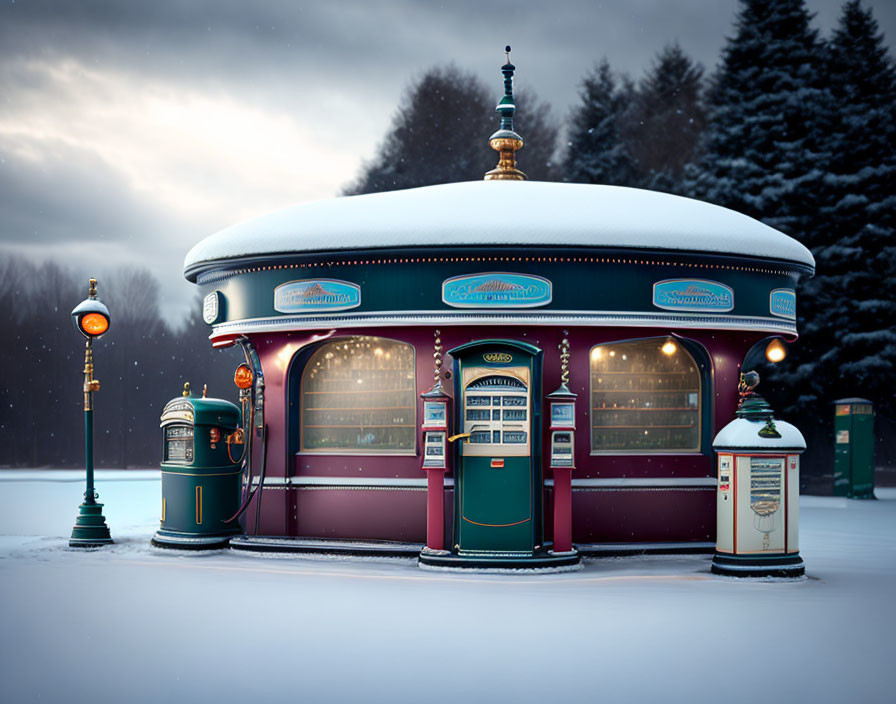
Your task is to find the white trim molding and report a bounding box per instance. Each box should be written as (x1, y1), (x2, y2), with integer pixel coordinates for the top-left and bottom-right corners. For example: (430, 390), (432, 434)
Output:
(211, 310), (797, 339)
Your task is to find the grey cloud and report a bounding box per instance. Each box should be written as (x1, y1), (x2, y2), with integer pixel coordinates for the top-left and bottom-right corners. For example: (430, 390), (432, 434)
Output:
(0, 139), (176, 247)
(1, 0), (894, 322)
(0, 137), (202, 316)
(3, 1), (892, 115)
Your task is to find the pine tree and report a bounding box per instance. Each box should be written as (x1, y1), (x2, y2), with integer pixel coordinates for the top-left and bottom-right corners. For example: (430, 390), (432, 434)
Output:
(687, 0), (829, 243)
(513, 87), (560, 181)
(684, 1), (831, 431)
(563, 59), (639, 187)
(809, 0), (896, 420)
(344, 64), (559, 194)
(625, 43), (706, 194)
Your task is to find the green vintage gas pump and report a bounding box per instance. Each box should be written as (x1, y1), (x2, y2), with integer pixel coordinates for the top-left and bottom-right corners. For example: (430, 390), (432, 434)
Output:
(152, 382), (244, 549)
(833, 398), (875, 499)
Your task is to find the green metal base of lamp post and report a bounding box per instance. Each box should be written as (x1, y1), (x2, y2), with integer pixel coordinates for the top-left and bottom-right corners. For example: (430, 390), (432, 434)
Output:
(69, 501), (113, 548)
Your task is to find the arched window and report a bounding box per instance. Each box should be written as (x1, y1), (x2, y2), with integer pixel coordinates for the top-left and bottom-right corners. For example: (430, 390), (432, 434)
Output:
(300, 336), (416, 454)
(590, 338), (701, 453)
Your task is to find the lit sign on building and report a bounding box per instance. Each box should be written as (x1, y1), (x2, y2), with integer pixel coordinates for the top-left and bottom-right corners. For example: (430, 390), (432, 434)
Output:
(652, 279), (734, 313)
(274, 279), (361, 313)
(442, 272), (552, 308)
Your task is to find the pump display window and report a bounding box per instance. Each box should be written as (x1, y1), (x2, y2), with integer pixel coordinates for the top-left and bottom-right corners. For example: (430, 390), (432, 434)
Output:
(300, 336), (416, 454)
(590, 337), (701, 453)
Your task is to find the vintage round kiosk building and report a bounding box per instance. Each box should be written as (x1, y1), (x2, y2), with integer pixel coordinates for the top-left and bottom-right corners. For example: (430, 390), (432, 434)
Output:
(180, 56), (814, 569)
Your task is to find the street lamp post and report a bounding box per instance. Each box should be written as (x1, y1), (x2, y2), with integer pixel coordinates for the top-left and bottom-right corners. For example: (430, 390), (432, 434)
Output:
(69, 278), (113, 548)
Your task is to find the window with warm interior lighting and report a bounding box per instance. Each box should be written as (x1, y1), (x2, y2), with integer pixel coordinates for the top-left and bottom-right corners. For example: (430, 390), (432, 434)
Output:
(590, 338), (701, 453)
(300, 336), (416, 453)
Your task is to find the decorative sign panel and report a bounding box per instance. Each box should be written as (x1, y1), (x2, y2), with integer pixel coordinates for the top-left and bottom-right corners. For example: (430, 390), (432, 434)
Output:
(442, 272), (552, 308)
(769, 288), (797, 319)
(750, 457), (782, 518)
(652, 279), (734, 313)
(483, 352), (513, 365)
(719, 455), (732, 493)
(274, 279), (361, 313)
(202, 291), (222, 325)
(423, 402), (447, 427)
(550, 403), (575, 427)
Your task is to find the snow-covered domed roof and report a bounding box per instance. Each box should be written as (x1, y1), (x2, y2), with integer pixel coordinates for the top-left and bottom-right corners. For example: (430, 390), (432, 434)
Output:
(713, 417), (806, 451)
(184, 181), (815, 278)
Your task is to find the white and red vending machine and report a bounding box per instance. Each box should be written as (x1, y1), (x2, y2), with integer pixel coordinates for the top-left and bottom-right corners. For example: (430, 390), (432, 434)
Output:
(712, 381), (805, 578)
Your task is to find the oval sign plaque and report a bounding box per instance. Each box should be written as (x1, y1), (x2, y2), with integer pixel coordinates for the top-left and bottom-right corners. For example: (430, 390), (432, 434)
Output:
(653, 279), (734, 313)
(483, 352), (513, 364)
(442, 272), (552, 308)
(203, 291), (223, 325)
(274, 279), (361, 313)
(769, 288), (796, 320)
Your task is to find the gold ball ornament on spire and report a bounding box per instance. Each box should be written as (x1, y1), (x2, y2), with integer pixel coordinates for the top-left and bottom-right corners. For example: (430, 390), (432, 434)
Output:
(484, 45), (526, 181)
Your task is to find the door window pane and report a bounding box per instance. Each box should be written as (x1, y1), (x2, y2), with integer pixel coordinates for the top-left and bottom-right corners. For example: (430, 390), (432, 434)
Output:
(590, 338), (701, 452)
(503, 396), (526, 406)
(301, 336), (416, 453)
(462, 371), (531, 456)
(470, 430), (491, 444)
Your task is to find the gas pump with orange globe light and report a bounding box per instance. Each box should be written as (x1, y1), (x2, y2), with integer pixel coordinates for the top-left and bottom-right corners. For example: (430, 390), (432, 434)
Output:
(151, 364), (251, 550)
(69, 278), (114, 548)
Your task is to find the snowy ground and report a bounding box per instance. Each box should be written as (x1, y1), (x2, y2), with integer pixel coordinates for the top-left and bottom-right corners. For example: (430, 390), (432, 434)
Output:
(1, 470), (895, 704)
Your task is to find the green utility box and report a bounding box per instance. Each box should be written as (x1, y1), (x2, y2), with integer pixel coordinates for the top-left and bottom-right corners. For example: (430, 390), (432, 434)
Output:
(833, 398), (875, 499)
(152, 384), (244, 549)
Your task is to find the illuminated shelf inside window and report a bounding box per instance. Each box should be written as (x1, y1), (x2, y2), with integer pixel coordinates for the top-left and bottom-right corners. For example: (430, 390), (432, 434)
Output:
(590, 339), (701, 452)
(301, 337), (416, 453)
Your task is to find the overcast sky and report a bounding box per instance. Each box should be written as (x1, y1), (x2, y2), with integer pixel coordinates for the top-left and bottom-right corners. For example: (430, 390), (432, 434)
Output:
(1, 0), (894, 320)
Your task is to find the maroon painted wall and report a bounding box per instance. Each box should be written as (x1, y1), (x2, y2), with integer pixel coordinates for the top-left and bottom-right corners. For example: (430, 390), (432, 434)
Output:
(238, 325), (769, 545)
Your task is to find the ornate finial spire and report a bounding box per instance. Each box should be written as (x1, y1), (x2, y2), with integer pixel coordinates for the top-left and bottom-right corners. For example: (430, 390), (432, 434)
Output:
(559, 337), (571, 387)
(547, 333), (576, 400)
(421, 329), (448, 399)
(183, 382), (192, 398)
(484, 45), (526, 181)
(88, 278), (98, 300)
(433, 329), (443, 387)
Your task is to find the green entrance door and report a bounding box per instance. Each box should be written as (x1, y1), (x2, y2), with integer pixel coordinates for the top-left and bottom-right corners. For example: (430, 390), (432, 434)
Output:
(450, 341), (542, 556)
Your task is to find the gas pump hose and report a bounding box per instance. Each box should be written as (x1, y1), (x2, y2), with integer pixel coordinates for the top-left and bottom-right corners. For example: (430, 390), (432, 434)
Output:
(226, 429), (247, 465)
(227, 392), (253, 516)
(253, 424), (268, 537)
(224, 423), (267, 525)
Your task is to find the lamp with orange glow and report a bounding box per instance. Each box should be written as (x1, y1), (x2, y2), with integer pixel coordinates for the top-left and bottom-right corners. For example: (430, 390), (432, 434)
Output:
(68, 277), (114, 548)
(71, 289), (111, 338)
(765, 338), (787, 363)
(234, 363), (254, 390)
(742, 336), (789, 376)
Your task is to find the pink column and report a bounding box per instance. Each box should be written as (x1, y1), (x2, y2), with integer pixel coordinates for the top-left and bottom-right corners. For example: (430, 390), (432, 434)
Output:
(552, 467), (573, 553)
(424, 468), (446, 550)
